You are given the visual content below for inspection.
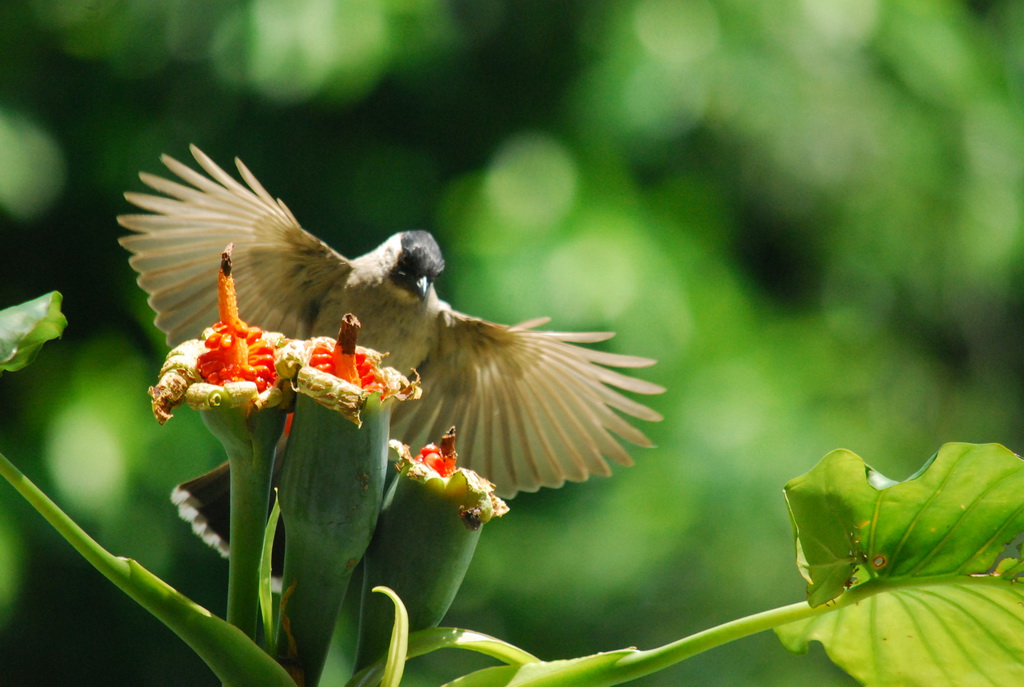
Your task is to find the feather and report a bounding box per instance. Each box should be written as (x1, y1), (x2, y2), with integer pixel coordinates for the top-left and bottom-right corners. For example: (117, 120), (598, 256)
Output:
(391, 308), (662, 496)
(119, 146), (350, 345)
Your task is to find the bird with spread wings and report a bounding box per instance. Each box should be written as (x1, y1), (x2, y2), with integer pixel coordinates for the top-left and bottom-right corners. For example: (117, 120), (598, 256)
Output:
(119, 145), (664, 502)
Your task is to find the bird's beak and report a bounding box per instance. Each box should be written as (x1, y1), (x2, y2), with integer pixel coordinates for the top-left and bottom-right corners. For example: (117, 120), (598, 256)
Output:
(416, 275), (430, 300)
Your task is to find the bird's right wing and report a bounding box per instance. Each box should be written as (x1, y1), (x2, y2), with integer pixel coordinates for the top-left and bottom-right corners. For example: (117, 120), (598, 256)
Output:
(119, 145), (350, 345)
(392, 310), (665, 496)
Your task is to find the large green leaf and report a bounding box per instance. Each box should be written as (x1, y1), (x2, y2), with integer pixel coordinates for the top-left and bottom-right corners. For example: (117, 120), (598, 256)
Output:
(778, 442), (1024, 686)
(0, 291), (67, 374)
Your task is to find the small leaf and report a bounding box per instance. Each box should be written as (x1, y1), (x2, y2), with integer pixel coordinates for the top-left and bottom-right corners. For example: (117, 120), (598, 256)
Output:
(779, 442), (1024, 686)
(0, 292), (67, 375)
(783, 448), (867, 606)
(260, 489), (282, 653)
(375, 586), (409, 687)
(414, 628), (539, 667)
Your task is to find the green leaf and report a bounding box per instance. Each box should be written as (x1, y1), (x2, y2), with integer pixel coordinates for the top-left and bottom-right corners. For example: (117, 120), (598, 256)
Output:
(374, 586), (409, 687)
(260, 489), (282, 653)
(783, 447), (878, 606)
(778, 442), (1024, 686)
(0, 291), (67, 374)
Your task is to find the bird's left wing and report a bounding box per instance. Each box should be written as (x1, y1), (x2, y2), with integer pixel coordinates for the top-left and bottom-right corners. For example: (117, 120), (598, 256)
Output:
(392, 309), (664, 496)
(119, 145), (350, 345)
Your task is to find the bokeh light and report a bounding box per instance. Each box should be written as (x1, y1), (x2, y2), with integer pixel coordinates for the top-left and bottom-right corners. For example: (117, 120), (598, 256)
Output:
(0, 109), (65, 221)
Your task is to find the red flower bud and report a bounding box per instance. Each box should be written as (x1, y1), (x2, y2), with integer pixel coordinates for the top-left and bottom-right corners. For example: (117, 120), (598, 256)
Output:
(411, 428), (458, 478)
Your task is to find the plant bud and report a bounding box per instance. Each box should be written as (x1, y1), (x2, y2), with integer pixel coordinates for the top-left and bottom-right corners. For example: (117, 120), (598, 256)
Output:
(354, 430), (507, 671)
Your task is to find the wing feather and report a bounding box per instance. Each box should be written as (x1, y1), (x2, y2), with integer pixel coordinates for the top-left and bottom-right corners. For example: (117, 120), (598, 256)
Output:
(119, 146), (350, 344)
(392, 310), (663, 496)
(527, 375), (590, 480)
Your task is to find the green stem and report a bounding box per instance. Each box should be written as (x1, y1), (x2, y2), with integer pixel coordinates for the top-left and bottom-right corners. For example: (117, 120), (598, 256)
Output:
(202, 408), (284, 641)
(0, 449), (294, 687)
(227, 452), (267, 640)
(614, 585), (881, 682)
(615, 600), (827, 678)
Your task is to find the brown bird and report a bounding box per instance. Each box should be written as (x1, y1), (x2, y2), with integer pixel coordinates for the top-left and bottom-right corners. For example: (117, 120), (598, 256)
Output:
(119, 146), (663, 547)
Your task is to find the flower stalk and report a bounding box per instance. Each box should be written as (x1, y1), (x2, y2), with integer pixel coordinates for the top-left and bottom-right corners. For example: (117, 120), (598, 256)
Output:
(216, 406), (286, 642)
(276, 315), (418, 686)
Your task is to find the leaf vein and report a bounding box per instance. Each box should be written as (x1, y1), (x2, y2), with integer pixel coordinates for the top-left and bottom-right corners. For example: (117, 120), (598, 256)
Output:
(899, 587), (995, 682)
(909, 467), (1024, 577)
(884, 450), (968, 574)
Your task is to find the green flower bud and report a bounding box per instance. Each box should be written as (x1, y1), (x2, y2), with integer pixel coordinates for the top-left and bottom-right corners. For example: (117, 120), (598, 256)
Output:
(354, 430), (508, 671)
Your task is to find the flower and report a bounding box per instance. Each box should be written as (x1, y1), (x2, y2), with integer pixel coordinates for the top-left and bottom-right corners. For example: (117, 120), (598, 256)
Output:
(390, 429), (509, 528)
(196, 246), (276, 393)
(148, 245), (287, 423)
(273, 313), (418, 685)
(276, 314), (419, 425)
(307, 313), (384, 393)
(145, 245), (291, 641)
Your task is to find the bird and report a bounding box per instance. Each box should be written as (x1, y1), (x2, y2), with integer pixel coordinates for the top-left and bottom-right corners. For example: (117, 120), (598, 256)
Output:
(118, 145), (664, 550)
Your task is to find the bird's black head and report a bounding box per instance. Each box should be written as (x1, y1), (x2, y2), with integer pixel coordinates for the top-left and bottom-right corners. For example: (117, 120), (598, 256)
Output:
(390, 230), (445, 300)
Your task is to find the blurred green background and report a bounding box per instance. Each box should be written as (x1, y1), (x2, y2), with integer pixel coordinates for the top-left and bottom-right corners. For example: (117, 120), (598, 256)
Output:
(2, 0), (1024, 684)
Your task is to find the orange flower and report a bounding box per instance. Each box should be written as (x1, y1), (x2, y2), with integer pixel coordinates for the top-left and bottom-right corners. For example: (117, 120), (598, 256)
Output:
(307, 314), (385, 395)
(196, 246), (276, 393)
